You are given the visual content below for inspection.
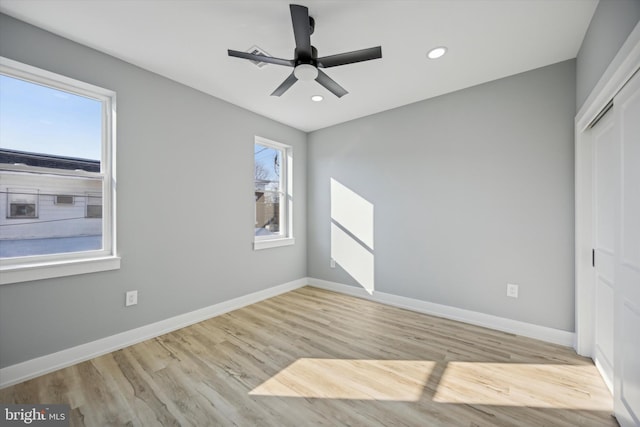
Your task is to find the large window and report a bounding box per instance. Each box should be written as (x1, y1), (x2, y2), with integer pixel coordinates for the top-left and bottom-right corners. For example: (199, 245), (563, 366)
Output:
(0, 57), (119, 284)
(254, 136), (294, 250)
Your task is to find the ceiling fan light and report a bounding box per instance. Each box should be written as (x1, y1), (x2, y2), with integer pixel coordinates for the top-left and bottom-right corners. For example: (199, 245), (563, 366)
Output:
(294, 64), (318, 81)
(427, 46), (447, 59)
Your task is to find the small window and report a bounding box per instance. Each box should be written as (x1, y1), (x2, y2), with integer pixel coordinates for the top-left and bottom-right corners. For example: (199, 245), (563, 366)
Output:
(55, 195), (74, 205)
(10, 203), (37, 218)
(254, 136), (294, 250)
(7, 188), (38, 218)
(86, 193), (102, 218)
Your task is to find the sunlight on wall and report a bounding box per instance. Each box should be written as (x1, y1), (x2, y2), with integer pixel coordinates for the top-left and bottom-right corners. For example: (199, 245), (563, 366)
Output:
(330, 178), (375, 293)
(250, 358), (435, 401)
(330, 179), (374, 249)
(434, 362), (613, 410)
(331, 223), (374, 293)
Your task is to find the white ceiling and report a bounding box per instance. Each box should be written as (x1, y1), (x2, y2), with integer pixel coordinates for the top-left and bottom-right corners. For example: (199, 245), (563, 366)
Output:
(0, 0), (598, 132)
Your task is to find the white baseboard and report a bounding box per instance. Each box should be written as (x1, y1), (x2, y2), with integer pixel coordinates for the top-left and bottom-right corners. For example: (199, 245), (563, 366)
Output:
(1, 277), (575, 389)
(307, 278), (575, 347)
(0, 278), (307, 389)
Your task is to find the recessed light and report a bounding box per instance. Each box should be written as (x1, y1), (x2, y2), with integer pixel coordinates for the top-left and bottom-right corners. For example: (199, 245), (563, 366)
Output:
(427, 46), (447, 59)
(311, 95), (324, 102)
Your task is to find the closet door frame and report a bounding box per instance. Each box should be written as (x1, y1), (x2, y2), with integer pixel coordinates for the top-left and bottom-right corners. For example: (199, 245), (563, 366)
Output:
(574, 22), (640, 357)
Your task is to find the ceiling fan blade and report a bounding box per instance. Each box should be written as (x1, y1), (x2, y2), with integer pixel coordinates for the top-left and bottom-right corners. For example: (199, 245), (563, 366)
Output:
(290, 4), (312, 57)
(271, 72), (298, 96)
(315, 69), (348, 98)
(228, 50), (294, 67)
(317, 46), (382, 68)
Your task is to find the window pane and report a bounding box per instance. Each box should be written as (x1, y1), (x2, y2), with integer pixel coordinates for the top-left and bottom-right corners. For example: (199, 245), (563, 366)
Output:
(0, 74), (102, 167)
(0, 74), (103, 258)
(254, 143), (282, 237)
(1, 177), (103, 258)
(10, 203), (37, 218)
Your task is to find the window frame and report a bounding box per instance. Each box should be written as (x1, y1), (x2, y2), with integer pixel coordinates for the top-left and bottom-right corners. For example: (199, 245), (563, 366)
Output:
(0, 57), (119, 285)
(253, 136), (294, 250)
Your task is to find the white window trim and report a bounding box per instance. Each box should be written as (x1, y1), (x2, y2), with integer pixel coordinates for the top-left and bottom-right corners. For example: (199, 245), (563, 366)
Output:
(253, 136), (294, 250)
(254, 237), (296, 250)
(0, 57), (119, 285)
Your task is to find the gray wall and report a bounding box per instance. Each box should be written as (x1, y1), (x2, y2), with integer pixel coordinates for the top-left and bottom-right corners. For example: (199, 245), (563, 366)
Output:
(3, 1), (621, 369)
(576, 0), (640, 110)
(307, 60), (576, 332)
(0, 14), (307, 369)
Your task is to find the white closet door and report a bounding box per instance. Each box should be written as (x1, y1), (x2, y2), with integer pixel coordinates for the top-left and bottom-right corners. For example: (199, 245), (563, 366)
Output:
(592, 102), (617, 393)
(613, 69), (640, 427)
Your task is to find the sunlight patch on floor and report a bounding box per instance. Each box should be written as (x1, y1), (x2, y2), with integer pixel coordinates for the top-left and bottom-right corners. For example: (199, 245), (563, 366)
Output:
(250, 358), (435, 401)
(434, 362), (613, 410)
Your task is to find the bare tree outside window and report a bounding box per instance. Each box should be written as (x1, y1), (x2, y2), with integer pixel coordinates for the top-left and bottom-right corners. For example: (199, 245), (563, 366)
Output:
(254, 143), (283, 236)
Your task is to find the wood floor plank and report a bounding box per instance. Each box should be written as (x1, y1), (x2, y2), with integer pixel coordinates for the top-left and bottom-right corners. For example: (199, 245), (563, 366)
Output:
(0, 286), (618, 426)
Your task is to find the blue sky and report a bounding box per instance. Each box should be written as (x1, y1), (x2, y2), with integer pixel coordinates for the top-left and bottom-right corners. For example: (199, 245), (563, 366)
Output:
(0, 74), (102, 161)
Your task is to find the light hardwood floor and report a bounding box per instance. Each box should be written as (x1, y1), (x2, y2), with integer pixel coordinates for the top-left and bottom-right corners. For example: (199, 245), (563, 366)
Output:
(0, 286), (617, 426)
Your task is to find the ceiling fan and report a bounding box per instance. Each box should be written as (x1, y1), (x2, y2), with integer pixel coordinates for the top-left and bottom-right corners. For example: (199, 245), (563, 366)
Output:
(227, 4), (382, 98)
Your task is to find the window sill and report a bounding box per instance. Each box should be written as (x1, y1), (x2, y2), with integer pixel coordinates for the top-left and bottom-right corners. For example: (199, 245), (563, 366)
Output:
(0, 255), (121, 285)
(254, 237), (295, 251)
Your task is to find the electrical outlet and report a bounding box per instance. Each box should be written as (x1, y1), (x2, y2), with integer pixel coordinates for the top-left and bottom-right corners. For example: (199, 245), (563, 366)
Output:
(330, 258), (336, 268)
(125, 290), (138, 307)
(506, 283), (519, 298)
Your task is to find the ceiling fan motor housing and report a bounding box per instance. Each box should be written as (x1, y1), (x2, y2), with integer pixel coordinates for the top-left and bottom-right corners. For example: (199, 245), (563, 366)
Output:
(295, 46), (318, 65)
(294, 63), (318, 80)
